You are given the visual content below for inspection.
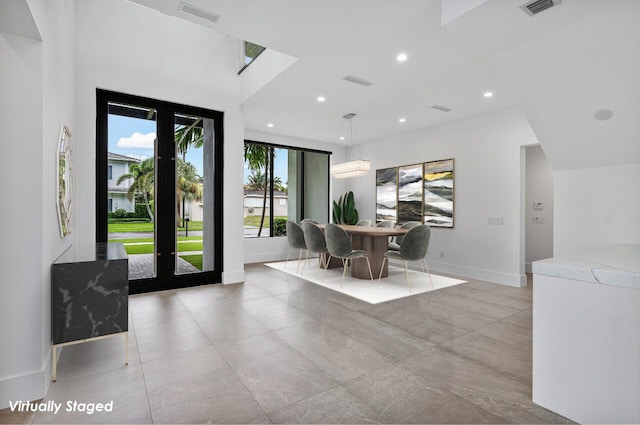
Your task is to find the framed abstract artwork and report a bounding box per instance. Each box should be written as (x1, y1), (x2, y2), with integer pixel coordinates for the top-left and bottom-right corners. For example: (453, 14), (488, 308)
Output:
(397, 163), (423, 224)
(423, 158), (454, 227)
(376, 167), (397, 223)
(57, 125), (73, 237)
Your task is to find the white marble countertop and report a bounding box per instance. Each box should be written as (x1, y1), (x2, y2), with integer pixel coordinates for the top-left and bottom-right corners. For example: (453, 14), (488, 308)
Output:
(532, 244), (640, 290)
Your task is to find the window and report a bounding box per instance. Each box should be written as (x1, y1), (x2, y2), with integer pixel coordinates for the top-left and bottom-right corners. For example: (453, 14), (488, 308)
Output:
(108, 198), (113, 212)
(108, 165), (113, 180)
(243, 141), (330, 238)
(239, 41), (266, 73)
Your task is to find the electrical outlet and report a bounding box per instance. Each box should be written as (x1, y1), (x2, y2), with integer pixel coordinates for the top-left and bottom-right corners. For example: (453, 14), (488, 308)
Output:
(488, 217), (504, 225)
(496, 217), (504, 225)
(532, 216), (544, 224)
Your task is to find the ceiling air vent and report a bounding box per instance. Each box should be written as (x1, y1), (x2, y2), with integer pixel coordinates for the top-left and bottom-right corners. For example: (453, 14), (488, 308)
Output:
(431, 104), (453, 112)
(341, 75), (374, 87)
(178, 2), (220, 24)
(521, 0), (561, 17)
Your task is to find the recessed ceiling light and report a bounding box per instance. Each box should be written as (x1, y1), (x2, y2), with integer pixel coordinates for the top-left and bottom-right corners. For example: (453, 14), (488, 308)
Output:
(396, 53), (408, 62)
(483, 91), (494, 98)
(317, 96), (325, 102)
(398, 118), (406, 123)
(267, 123), (274, 128)
(339, 136), (345, 140)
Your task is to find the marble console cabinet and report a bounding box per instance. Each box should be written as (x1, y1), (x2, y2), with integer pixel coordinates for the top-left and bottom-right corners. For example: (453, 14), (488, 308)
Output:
(51, 242), (129, 381)
(532, 244), (640, 424)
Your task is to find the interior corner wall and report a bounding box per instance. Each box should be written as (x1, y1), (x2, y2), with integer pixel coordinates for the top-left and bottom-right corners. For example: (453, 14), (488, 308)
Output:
(242, 130), (346, 264)
(74, 0), (245, 284)
(347, 106), (538, 286)
(525, 145), (553, 272)
(0, 0), (76, 409)
(553, 162), (640, 255)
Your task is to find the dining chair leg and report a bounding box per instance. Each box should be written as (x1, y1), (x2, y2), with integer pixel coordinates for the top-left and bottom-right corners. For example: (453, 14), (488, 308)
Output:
(422, 259), (434, 287)
(301, 252), (310, 273)
(296, 249), (305, 273)
(403, 261), (412, 292)
(284, 247), (292, 269)
(378, 257), (387, 281)
(341, 258), (349, 287)
(364, 257), (374, 281)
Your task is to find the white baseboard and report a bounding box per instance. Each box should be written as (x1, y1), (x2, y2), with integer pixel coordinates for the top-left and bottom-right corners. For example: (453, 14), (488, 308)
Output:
(0, 348), (51, 410)
(222, 270), (245, 284)
(426, 260), (526, 287)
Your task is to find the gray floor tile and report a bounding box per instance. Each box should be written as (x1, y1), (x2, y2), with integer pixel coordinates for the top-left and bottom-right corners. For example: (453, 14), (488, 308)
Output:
(428, 290), (521, 320)
(441, 284), (533, 311)
(406, 299), (498, 332)
(375, 306), (471, 345)
(244, 414), (273, 424)
(143, 346), (264, 424)
(128, 290), (185, 320)
(174, 283), (227, 310)
(33, 364), (151, 424)
(464, 280), (533, 301)
(344, 364), (506, 424)
(0, 407), (35, 424)
(442, 332), (532, 382)
(134, 310), (212, 363)
(54, 328), (137, 382)
(190, 302), (270, 344)
(216, 333), (338, 413)
(215, 282), (273, 303)
(238, 296), (315, 331)
(276, 290), (353, 321)
(400, 346), (531, 404)
(268, 386), (383, 424)
(475, 320), (532, 351)
(502, 309), (533, 329)
(274, 321), (393, 383)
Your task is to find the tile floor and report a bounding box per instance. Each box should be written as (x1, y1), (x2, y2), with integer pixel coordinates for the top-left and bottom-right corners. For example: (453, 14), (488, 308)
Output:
(0, 265), (573, 424)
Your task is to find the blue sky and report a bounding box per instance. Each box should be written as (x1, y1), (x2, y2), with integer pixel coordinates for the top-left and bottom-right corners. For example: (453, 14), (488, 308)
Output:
(109, 114), (288, 184)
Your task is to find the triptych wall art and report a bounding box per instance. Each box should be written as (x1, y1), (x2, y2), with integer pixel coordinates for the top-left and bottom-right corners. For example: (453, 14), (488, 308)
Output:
(376, 158), (454, 228)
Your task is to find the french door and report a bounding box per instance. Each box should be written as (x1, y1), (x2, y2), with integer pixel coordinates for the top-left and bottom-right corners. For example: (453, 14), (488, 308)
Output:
(96, 90), (223, 294)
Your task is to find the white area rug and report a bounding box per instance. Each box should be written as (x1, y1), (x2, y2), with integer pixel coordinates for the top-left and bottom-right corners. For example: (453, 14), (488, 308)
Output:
(266, 260), (467, 304)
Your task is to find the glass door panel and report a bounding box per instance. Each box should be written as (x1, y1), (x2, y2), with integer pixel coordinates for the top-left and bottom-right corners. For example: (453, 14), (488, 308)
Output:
(174, 113), (215, 275)
(106, 102), (157, 281)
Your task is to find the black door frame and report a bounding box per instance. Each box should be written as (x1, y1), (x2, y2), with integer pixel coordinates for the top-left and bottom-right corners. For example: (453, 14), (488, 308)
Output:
(96, 89), (224, 294)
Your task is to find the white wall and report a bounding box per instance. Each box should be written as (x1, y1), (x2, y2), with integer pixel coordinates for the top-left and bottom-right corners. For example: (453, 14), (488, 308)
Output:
(74, 0), (246, 284)
(0, 0), (76, 409)
(525, 145), (553, 272)
(554, 163), (640, 255)
(243, 130), (346, 263)
(348, 106), (538, 286)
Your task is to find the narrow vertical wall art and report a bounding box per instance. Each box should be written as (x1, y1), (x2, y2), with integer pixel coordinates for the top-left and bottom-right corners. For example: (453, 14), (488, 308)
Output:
(376, 167), (397, 223)
(423, 158), (454, 227)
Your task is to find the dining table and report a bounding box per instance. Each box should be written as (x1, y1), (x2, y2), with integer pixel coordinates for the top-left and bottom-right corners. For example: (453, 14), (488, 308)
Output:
(319, 224), (409, 279)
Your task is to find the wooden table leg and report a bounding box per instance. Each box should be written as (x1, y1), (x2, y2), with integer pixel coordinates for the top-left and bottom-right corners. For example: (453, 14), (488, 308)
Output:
(351, 235), (388, 279)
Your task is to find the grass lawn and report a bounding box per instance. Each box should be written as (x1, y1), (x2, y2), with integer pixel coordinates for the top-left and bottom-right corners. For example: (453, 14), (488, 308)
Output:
(180, 254), (202, 271)
(108, 221), (203, 233)
(243, 215), (287, 227)
(109, 237), (203, 255)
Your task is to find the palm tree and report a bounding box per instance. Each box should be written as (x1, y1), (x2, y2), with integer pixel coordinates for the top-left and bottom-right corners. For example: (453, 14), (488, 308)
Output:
(177, 159), (202, 226)
(243, 144), (273, 237)
(175, 119), (203, 161)
(117, 157), (155, 222)
(245, 169), (285, 192)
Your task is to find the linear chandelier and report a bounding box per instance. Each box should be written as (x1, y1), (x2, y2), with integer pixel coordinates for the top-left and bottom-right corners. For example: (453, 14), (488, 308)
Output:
(330, 113), (371, 179)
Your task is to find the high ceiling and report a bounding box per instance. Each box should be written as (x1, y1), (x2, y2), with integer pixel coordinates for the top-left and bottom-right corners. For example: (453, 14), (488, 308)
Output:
(129, 0), (640, 170)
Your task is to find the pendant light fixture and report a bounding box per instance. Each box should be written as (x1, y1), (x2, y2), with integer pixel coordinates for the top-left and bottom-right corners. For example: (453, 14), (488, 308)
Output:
(330, 113), (371, 179)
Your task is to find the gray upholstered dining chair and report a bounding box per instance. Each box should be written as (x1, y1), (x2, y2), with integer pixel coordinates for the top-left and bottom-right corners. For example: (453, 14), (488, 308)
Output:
(355, 219), (372, 227)
(300, 218), (319, 225)
(379, 224), (433, 291)
(301, 222), (329, 274)
(285, 221), (307, 272)
(376, 220), (394, 228)
(389, 221), (420, 251)
(325, 223), (374, 286)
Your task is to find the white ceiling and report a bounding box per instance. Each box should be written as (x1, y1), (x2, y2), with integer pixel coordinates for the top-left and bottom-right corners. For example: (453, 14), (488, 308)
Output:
(129, 0), (639, 169)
